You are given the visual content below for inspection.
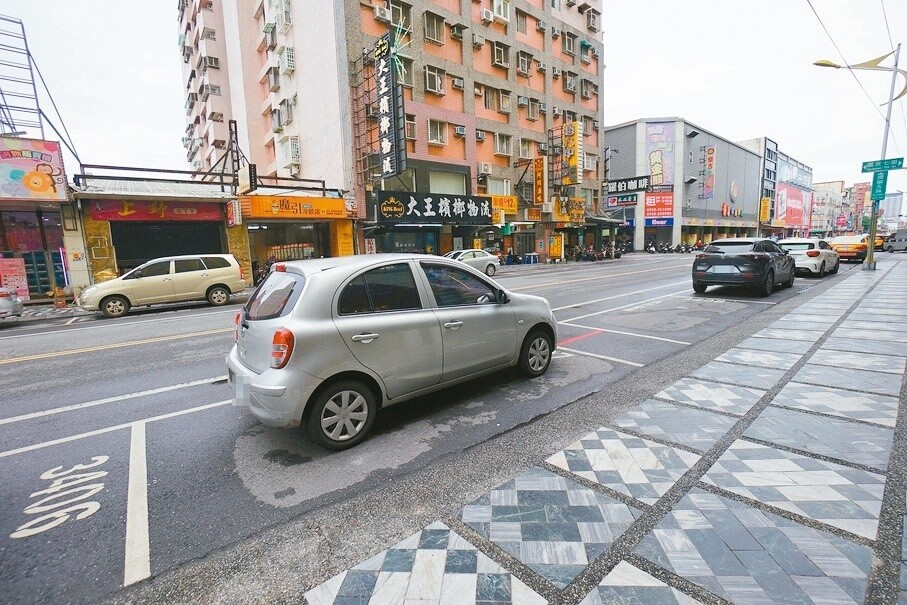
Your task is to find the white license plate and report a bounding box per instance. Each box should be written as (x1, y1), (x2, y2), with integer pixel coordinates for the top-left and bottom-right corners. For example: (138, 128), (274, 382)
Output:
(708, 266), (738, 274)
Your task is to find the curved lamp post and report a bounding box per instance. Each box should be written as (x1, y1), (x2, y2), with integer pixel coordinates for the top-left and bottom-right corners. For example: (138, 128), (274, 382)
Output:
(814, 43), (905, 270)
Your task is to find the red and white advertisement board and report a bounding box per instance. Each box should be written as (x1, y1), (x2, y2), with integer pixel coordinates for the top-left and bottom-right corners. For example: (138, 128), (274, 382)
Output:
(0, 258), (30, 300)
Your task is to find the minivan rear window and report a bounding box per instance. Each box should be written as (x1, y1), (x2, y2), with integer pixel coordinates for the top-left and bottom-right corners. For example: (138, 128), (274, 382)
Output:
(246, 271), (304, 320)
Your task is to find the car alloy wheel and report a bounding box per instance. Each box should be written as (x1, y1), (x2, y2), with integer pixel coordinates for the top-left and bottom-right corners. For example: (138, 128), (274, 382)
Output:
(818, 262), (825, 278)
(831, 260), (839, 274)
(485, 263), (496, 276)
(307, 380), (377, 450)
(101, 295), (130, 318)
(518, 330), (552, 377)
(760, 270), (774, 297)
(207, 286), (230, 306)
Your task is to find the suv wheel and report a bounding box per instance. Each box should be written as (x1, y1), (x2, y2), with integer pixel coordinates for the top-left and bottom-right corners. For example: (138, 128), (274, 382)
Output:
(306, 380), (377, 450)
(101, 295), (130, 318)
(887, 245), (894, 253)
(206, 286), (230, 306)
(693, 282), (707, 293)
(759, 270), (774, 297)
(783, 269), (795, 288)
(518, 330), (553, 377)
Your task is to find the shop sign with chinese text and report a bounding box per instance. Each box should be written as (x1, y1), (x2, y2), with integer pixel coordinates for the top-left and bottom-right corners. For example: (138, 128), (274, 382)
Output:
(643, 191), (674, 218)
(606, 193), (638, 208)
(561, 121), (583, 186)
(245, 195), (347, 219)
(533, 157), (546, 205)
(605, 176), (650, 194)
(89, 200), (223, 221)
(377, 191), (491, 224)
(491, 195), (518, 214)
(0, 136), (67, 203)
(374, 34), (406, 178)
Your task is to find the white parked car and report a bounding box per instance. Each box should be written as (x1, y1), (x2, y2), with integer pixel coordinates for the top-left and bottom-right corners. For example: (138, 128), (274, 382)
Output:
(0, 287), (24, 320)
(778, 237), (840, 277)
(442, 249), (499, 276)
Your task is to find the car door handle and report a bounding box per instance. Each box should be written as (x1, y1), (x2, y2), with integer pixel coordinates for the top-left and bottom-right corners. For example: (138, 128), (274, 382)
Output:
(443, 321), (463, 330)
(351, 333), (380, 343)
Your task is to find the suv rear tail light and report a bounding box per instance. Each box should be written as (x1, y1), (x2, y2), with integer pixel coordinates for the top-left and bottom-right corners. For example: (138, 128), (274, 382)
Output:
(234, 311), (242, 343)
(270, 328), (294, 369)
(239, 264), (245, 280)
(806, 250), (820, 257)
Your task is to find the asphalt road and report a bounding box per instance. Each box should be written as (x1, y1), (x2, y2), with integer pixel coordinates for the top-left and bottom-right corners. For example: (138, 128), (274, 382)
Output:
(0, 253), (862, 604)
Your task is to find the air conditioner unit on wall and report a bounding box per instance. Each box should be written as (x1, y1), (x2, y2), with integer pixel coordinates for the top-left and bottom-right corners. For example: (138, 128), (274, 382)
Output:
(536, 20), (547, 31)
(552, 106), (562, 116)
(551, 66), (562, 77)
(472, 33), (485, 48)
(452, 77), (465, 89)
(481, 9), (494, 22)
(478, 161), (492, 175)
(536, 61), (547, 72)
(541, 202), (553, 213)
(374, 5), (391, 23)
(476, 130), (486, 141)
(454, 125), (467, 136)
(551, 26), (561, 38)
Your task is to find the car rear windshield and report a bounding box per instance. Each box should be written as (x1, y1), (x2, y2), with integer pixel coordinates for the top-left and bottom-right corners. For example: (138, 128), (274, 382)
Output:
(780, 242), (815, 251)
(704, 242), (755, 253)
(245, 271), (304, 320)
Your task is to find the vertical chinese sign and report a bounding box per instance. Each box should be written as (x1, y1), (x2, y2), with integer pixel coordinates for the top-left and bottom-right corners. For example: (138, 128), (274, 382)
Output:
(533, 157), (546, 205)
(374, 33), (406, 179)
(703, 145), (715, 199)
(645, 122), (675, 186)
(561, 121), (584, 186)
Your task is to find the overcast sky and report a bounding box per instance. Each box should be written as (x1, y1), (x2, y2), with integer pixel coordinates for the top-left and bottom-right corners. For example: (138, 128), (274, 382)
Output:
(4, 0), (906, 203)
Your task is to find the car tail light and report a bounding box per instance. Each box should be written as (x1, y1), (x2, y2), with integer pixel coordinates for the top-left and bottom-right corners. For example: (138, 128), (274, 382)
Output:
(806, 250), (820, 257)
(239, 264), (245, 280)
(233, 311), (242, 343)
(270, 328), (294, 369)
(274, 264), (286, 272)
(0, 291), (10, 299)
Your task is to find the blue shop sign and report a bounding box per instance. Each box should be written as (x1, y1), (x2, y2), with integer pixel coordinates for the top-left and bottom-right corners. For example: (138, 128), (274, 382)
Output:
(623, 219), (635, 227)
(645, 218), (674, 227)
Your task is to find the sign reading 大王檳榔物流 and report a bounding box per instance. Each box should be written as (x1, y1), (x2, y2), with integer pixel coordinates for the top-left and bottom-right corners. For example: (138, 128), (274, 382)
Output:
(376, 191), (492, 225)
(861, 157), (903, 172)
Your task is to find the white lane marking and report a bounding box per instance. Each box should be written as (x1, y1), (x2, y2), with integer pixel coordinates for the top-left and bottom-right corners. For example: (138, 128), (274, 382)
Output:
(557, 346), (645, 367)
(559, 322), (691, 345)
(0, 308), (238, 341)
(551, 280), (689, 312)
(0, 376), (228, 426)
(559, 288), (691, 322)
(0, 400), (233, 459)
(509, 265), (691, 292)
(64, 317), (78, 326)
(124, 423), (150, 586)
(670, 293), (778, 305)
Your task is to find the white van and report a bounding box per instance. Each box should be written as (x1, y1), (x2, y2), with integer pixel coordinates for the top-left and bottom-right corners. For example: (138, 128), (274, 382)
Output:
(79, 254), (247, 317)
(885, 230), (907, 253)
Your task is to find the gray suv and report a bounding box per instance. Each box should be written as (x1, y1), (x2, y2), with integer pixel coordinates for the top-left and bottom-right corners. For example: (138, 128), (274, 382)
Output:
(227, 254), (557, 450)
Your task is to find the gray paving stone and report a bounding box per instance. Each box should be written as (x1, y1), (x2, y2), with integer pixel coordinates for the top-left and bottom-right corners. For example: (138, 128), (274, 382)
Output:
(823, 337), (907, 357)
(809, 349), (907, 375)
(690, 361), (787, 390)
(793, 364), (903, 397)
(579, 561), (705, 604)
(612, 400), (739, 453)
(716, 348), (803, 370)
(771, 382), (899, 427)
(655, 377), (764, 416)
(736, 337), (815, 355)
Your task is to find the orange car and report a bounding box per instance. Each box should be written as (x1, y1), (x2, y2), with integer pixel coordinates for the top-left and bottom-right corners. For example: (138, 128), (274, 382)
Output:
(829, 235), (868, 262)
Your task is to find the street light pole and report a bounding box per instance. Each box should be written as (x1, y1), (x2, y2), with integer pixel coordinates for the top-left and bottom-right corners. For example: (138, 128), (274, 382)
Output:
(815, 42), (904, 270)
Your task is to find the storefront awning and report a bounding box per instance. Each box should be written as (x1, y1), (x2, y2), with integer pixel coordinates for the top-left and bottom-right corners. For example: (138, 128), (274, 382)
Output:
(71, 178), (235, 202)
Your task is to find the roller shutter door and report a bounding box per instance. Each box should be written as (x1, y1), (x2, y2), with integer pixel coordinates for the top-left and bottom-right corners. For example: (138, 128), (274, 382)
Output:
(110, 221), (225, 269)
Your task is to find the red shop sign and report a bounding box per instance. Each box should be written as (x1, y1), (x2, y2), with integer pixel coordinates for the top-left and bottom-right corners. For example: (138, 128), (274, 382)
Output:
(89, 200), (224, 222)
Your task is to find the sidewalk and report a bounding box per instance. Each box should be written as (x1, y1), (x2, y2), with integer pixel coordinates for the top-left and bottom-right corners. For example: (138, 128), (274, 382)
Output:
(305, 260), (907, 605)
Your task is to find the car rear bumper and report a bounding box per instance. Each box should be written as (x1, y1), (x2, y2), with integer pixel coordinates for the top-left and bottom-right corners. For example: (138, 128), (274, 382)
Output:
(836, 250), (867, 260)
(692, 271), (763, 287)
(793, 258), (823, 274)
(227, 347), (320, 428)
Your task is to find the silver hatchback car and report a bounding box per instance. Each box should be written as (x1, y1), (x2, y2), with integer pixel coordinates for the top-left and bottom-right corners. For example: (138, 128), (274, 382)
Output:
(227, 254), (557, 450)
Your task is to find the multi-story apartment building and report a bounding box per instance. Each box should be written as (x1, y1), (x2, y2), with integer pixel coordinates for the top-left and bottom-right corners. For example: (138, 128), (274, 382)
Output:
(737, 138), (813, 238)
(848, 181), (870, 221)
(812, 181), (848, 236)
(177, 0), (605, 263)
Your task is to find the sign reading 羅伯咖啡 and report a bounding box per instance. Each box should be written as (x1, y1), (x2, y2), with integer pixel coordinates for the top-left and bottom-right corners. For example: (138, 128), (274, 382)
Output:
(605, 176), (650, 195)
(376, 191), (492, 225)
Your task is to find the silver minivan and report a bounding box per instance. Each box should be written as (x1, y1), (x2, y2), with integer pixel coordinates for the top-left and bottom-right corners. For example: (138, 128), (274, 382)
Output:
(227, 254), (557, 450)
(79, 254), (246, 317)
(885, 230), (907, 253)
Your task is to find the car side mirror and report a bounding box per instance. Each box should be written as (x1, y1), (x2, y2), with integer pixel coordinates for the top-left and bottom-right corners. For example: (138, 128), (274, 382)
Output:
(496, 290), (510, 304)
(783, 249), (789, 255)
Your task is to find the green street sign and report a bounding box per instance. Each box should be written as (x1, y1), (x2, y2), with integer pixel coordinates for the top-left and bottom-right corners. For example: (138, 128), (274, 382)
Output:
(862, 157), (903, 172)
(871, 170), (888, 200)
